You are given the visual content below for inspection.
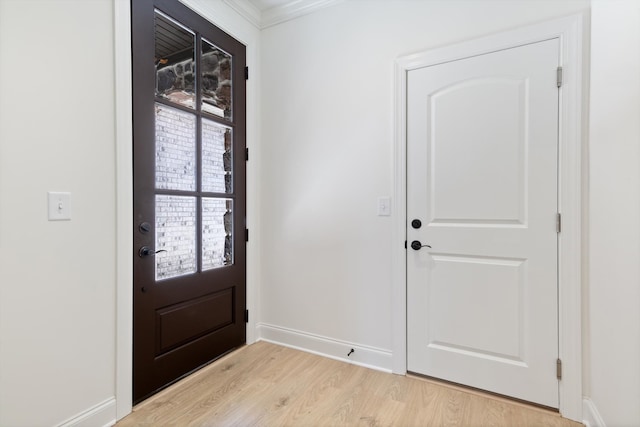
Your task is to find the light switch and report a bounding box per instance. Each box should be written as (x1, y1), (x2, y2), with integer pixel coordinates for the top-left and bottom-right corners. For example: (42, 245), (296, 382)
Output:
(377, 196), (391, 216)
(48, 192), (72, 221)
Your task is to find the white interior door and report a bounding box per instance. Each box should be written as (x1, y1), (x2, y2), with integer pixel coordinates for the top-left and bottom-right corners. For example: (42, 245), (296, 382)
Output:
(407, 39), (560, 408)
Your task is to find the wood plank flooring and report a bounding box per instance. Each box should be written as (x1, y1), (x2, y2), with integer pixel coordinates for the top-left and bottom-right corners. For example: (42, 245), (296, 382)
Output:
(117, 341), (583, 426)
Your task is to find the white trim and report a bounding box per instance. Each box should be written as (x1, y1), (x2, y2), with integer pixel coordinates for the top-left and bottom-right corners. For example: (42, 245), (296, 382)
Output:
(222, 0), (261, 29)
(114, 0), (133, 421)
(260, 0), (344, 29)
(223, 0), (343, 29)
(55, 398), (116, 427)
(391, 57), (408, 376)
(393, 14), (584, 422)
(181, 0), (251, 46)
(583, 398), (607, 427)
(258, 323), (393, 372)
(555, 14), (585, 423)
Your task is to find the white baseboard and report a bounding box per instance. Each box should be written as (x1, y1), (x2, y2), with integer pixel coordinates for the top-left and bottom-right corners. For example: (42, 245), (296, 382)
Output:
(257, 323), (393, 373)
(583, 398), (606, 427)
(55, 397), (116, 427)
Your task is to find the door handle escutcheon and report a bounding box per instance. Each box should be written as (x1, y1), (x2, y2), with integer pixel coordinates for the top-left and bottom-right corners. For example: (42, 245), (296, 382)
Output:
(138, 246), (167, 258)
(410, 240), (431, 251)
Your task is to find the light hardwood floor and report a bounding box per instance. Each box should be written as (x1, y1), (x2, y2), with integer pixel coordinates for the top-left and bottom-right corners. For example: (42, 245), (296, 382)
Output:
(117, 342), (583, 426)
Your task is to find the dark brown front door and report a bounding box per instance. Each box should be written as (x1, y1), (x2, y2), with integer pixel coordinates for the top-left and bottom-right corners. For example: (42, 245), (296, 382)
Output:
(132, 0), (246, 403)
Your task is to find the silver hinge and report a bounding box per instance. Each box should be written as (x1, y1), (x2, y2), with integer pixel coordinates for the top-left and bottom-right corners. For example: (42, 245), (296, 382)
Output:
(557, 66), (563, 88)
(556, 213), (562, 233)
(556, 358), (562, 380)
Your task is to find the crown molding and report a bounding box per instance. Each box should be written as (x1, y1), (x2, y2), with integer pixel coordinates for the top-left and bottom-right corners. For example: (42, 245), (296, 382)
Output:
(222, 0), (262, 28)
(224, 0), (343, 29)
(261, 0), (343, 28)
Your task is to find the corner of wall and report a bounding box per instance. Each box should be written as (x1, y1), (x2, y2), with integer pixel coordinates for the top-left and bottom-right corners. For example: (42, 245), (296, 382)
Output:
(580, 0), (592, 403)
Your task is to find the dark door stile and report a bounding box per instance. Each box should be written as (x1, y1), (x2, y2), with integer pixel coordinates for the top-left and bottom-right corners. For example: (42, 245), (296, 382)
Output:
(132, 0), (246, 403)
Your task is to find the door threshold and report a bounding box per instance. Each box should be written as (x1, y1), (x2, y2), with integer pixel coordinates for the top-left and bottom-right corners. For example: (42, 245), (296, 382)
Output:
(406, 371), (559, 415)
(133, 344), (247, 410)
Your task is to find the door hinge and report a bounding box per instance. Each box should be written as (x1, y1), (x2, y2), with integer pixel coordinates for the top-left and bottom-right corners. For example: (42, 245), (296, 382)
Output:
(556, 213), (562, 233)
(556, 358), (562, 380)
(557, 66), (563, 88)
(245, 228), (249, 242)
(245, 147), (249, 161)
(244, 309), (249, 323)
(245, 66), (249, 80)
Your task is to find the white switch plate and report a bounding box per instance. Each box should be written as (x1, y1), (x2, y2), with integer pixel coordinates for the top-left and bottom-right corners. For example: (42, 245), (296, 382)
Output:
(377, 196), (391, 216)
(48, 192), (72, 221)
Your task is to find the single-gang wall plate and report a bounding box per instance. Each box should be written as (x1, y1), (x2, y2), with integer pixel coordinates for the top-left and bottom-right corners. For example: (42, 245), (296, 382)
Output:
(48, 192), (72, 221)
(377, 197), (391, 216)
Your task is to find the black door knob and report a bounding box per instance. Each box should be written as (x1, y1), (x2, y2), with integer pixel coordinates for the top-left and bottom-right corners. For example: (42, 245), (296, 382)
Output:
(411, 219), (422, 229)
(138, 246), (167, 258)
(410, 240), (431, 250)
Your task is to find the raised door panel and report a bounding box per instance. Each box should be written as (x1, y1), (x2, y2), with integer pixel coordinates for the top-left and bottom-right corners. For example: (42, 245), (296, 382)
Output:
(428, 78), (527, 225)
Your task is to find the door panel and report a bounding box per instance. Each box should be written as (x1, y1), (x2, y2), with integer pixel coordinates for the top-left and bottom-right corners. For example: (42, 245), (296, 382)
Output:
(427, 254), (525, 361)
(407, 39), (559, 407)
(132, 0), (246, 403)
(428, 78), (527, 224)
(156, 289), (234, 353)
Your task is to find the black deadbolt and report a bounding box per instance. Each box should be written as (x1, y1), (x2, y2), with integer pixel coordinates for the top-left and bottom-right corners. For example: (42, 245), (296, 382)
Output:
(411, 219), (422, 229)
(139, 221), (151, 233)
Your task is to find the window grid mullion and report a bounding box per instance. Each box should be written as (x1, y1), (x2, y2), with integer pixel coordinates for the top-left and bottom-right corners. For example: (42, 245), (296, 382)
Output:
(196, 33), (204, 273)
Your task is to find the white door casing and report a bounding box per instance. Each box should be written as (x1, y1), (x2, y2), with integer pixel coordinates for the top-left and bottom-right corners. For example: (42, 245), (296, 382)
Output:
(392, 14), (583, 421)
(406, 39), (559, 407)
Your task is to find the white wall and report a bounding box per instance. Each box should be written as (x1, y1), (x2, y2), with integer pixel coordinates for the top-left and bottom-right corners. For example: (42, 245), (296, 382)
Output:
(588, 1), (640, 426)
(0, 0), (117, 426)
(259, 0), (590, 367)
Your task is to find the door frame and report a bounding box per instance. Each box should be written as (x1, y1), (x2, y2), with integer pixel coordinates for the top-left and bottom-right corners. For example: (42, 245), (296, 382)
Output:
(113, 0), (260, 421)
(392, 14), (585, 422)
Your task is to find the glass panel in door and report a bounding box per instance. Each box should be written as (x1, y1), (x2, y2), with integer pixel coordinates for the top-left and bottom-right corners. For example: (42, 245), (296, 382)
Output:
(201, 39), (232, 119)
(155, 195), (197, 280)
(202, 119), (232, 193)
(155, 103), (196, 191)
(155, 11), (196, 108)
(202, 198), (233, 270)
